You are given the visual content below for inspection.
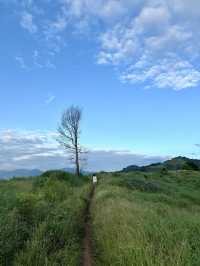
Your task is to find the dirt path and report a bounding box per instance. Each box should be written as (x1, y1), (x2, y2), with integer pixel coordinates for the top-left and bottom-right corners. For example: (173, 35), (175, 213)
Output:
(83, 185), (95, 266)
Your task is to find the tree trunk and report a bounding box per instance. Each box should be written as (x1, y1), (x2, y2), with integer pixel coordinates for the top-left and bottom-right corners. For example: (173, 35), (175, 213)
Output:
(75, 136), (80, 176)
(75, 148), (80, 176)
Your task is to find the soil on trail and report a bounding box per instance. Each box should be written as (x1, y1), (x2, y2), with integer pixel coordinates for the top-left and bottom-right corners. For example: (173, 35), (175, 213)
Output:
(83, 185), (95, 266)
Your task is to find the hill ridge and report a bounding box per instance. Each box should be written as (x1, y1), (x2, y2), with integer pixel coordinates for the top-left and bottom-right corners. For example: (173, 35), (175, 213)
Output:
(122, 156), (200, 172)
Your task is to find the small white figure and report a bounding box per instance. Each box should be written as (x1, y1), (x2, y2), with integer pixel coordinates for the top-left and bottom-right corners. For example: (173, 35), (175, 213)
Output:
(92, 175), (97, 184)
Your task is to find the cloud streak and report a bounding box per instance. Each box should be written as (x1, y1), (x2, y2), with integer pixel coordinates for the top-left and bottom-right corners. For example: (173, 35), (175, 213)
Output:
(15, 56), (28, 69)
(45, 95), (56, 105)
(20, 11), (37, 33)
(0, 129), (168, 171)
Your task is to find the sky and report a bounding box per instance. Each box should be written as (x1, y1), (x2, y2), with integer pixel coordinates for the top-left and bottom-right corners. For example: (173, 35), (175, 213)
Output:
(0, 0), (200, 171)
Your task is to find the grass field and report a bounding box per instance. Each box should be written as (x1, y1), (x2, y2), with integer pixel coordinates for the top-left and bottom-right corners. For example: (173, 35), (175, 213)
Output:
(0, 171), (90, 266)
(1, 170), (200, 265)
(92, 170), (200, 266)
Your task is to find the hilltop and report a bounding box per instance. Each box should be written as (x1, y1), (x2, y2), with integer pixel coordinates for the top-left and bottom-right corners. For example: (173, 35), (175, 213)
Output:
(0, 169), (42, 179)
(122, 156), (200, 172)
(0, 168), (90, 180)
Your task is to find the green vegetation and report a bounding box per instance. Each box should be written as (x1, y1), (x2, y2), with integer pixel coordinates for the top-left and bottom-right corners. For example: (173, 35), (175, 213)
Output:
(1, 166), (200, 265)
(92, 170), (200, 266)
(123, 156), (200, 172)
(0, 171), (90, 266)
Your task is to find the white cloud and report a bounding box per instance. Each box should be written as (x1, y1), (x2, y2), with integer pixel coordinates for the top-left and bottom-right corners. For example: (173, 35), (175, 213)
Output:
(52, 15), (68, 31)
(6, 0), (200, 89)
(63, 0), (141, 21)
(172, 0), (200, 18)
(121, 56), (200, 90)
(20, 11), (37, 33)
(134, 6), (170, 35)
(15, 50), (55, 70)
(0, 129), (63, 170)
(33, 50), (43, 68)
(0, 129), (168, 171)
(15, 56), (28, 69)
(97, 1), (200, 90)
(87, 149), (168, 171)
(32, 50), (56, 69)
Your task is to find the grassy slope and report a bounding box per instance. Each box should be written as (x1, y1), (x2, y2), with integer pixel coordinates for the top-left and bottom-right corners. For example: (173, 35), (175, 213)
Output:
(92, 171), (200, 266)
(0, 172), (91, 266)
(1, 170), (200, 266)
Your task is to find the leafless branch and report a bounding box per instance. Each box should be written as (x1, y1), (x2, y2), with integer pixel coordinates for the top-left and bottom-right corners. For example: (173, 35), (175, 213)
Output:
(57, 105), (87, 176)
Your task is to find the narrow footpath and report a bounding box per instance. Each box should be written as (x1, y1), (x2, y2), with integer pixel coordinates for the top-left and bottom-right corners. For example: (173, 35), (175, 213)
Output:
(83, 184), (95, 266)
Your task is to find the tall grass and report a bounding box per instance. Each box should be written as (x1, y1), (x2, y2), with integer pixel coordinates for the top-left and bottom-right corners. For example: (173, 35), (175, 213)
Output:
(2, 170), (200, 265)
(0, 171), (91, 266)
(92, 171), (200, 266)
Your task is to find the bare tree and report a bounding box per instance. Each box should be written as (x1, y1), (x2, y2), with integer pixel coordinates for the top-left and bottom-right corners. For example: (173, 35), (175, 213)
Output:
(57, 105), (85, 176)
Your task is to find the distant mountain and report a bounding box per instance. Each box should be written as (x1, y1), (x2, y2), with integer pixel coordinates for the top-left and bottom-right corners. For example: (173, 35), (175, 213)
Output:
(0, 169), (42, 179)
(62, 168), (92, 175)
(122, 165), (142, 172)
(122, 156), (200, 172)
(62, 168), (76, 173)
(0, 167), (92, 180)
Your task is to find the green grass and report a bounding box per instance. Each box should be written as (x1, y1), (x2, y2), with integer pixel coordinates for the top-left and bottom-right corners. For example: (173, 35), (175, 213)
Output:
(1, 170), (200, 265)
(0, 172), (91, 266)
(92, 171), (200, 266)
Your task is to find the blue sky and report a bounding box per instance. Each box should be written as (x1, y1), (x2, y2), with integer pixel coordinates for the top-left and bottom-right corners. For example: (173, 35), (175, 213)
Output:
(0, 0), (200, 171)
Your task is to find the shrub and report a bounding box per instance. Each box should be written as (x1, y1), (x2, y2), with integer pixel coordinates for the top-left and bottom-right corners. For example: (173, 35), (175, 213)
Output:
(160, 167), (168, 175)
(120, 178), (162, 193)
(0, 207), (33, 265)
(0, 174), (90, 266)
(182, 162), (199, 171)
(34, 170), (88, 189)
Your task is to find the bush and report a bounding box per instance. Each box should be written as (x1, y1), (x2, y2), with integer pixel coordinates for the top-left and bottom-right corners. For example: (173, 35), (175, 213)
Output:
(34, 170), (88, 189)
(160, 167), (168, 175)
(0, 200), (35, 265)
(92, 173), (200, 266)
(43, 179), (71, 203)
(15, 193), (87, 266)
(120, 178), (162, 193)
(0, 174), (90, 266)
(182, 162), (199, 171)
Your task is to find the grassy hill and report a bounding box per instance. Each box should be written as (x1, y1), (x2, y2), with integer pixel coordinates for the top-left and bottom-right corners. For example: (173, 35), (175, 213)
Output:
(91, 170), (200, 265)
(1, 168), (200, 265)
(0, 171), (90, 265)
(123, 156), (200, 172)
